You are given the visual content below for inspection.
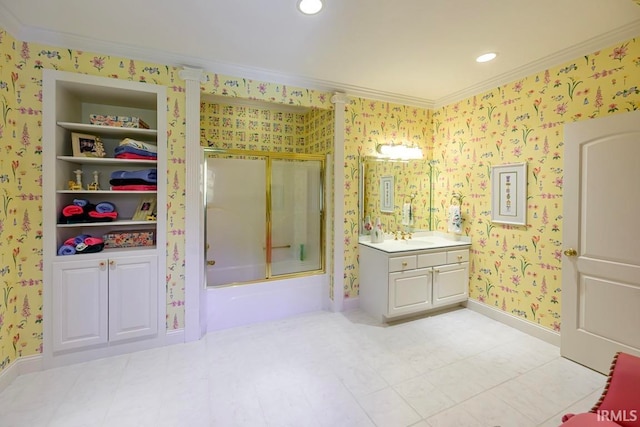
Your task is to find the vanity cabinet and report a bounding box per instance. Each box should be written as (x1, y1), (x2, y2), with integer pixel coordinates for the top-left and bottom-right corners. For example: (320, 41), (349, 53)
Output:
(360, 243), (470, 322)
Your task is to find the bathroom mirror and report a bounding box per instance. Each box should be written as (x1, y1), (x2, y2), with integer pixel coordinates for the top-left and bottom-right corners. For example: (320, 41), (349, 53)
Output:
(359, 156), (432, 235)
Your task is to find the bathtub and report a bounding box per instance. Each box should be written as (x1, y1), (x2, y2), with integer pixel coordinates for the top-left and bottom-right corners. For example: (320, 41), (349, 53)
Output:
(206, 263), (327, 331)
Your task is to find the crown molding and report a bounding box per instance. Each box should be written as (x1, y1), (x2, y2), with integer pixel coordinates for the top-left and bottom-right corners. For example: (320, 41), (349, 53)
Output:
(434, 19), (640, 108)
(0, 15), (436, 109)
(1, 10), (638, 111)
(0, 3), (23, 39)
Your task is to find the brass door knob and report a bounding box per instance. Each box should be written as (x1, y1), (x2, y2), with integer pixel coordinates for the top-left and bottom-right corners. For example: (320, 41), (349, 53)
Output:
(563, 248), (578, 257)
(207, 260), (216, 266)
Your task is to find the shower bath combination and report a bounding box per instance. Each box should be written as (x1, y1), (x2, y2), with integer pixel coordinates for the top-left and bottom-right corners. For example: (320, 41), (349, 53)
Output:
(204, 150), (325, 287)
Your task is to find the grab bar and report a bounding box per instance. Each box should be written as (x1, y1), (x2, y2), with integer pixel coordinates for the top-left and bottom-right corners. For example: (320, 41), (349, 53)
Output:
(263, 244), (291, 249)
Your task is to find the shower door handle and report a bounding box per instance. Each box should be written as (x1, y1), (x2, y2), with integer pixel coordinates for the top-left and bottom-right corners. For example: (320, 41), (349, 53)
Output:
(263, 244), (291, 249)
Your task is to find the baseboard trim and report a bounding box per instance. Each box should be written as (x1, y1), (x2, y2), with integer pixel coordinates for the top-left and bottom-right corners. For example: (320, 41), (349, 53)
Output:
(464, 299), (560, 347)
(165, 328), (185, 345)
(342, 296), (360, 311)
(0, 354), (43, 393)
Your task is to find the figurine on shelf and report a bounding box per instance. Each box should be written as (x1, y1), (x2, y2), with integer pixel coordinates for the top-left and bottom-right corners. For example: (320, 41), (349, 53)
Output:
(68, 169), (83, 191)
(87, 170), (100, 191)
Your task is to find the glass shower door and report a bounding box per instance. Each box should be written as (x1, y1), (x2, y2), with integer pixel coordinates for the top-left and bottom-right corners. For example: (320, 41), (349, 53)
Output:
(269, 158), (323, 276)
(205, 156), (266, 285)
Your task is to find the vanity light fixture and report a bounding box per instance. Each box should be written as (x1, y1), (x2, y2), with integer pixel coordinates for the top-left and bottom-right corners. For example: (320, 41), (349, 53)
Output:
(297, 0), (323, 15)
(476, 52), (497, 63)
(377, 143), (423, 160)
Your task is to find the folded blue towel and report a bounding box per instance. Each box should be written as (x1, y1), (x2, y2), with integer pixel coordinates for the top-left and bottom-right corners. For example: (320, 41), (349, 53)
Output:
(110, 169), (157, 183)
(95, 201), (116, 213)
(58, 245), (76, 256)
(73, 234), (92, 245)
(114, 145), (157, 158)
(119, 138), (158, 153)
(72, 198), (89, 207)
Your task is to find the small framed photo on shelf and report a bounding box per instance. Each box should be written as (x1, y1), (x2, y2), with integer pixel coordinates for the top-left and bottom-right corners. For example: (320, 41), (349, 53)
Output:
(71, 132), (106, 157)
(132, 197), (157, 221)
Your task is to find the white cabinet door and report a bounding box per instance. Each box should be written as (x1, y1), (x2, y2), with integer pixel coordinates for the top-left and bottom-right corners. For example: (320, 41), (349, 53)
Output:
(52, 259), (108, 352)
(433, 262), (469, 308)
(108, 255), (158, 342)
(388, 268), (433, 317)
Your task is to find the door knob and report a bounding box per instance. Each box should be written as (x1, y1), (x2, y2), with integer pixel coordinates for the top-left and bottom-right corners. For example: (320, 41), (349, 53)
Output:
(563, 248), (578, 257)
(207, 260), (216, 266)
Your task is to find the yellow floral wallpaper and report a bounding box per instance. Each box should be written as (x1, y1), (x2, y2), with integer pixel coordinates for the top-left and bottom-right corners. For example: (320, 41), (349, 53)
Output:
(362, 159), (432, 233)
(0, 29), (189, 373)
(432, 37), (640, 331)
(0, 35), (337, 377)
(200, 100), (333, 155)
(343, 99), (432, 299)
(0, 16), (638, 377)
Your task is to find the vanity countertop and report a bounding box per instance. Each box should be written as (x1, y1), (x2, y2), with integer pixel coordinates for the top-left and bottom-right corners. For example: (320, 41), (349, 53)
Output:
(359, 231), (471, 253)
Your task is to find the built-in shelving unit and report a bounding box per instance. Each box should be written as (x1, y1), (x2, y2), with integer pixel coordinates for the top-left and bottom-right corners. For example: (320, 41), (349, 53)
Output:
(42, 70), (168, 367)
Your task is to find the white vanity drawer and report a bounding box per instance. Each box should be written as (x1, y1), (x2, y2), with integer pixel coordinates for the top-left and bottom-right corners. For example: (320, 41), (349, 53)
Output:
(447, 249), (469, 264)
(389, 255), (417, 272)
(417, 252), (447, 268)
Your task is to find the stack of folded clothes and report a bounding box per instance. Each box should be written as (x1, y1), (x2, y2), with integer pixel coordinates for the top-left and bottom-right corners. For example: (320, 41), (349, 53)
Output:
(59, 199), (118, 223)
(57, 234), (105, 256)
(114, 138), (157, 160)
(109, 169), (157, 191)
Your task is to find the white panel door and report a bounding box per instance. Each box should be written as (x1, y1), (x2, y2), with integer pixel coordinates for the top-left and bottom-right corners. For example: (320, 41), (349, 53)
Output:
(52, 259), (108, 352)
(108, 255), (158, 342)
(562, 110), (640, 374)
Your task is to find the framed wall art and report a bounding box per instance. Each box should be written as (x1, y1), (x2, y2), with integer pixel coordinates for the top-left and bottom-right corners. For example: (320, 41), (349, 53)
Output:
(491, 162), (527, 225)
(380, 175), (394, 213)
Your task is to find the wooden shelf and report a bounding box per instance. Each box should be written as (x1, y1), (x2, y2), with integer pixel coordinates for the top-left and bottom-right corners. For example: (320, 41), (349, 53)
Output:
(57, 220), (157, 228)
(57, 121), (157, 139)
(56, 156), (157, 166)
(57, 190), (157, 194)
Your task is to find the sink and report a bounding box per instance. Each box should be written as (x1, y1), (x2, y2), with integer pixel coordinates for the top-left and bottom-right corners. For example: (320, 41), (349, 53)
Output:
(400, 239), (434, 246)
(359, 232), (470, 253)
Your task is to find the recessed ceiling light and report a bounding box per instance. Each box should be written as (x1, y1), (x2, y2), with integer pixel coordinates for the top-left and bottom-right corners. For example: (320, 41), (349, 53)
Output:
(476, 52), (497, 63)
(297, 0), (323, 15)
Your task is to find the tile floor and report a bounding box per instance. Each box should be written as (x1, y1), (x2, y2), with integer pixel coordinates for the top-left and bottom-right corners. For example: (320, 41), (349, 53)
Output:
(0, 308), (605, 427)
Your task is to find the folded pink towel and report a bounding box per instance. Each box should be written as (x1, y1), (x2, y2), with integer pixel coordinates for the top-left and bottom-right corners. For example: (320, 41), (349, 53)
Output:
(83, 237), (103, 246)
(62, 205), (84, 217)
(88, 211), (118, 219)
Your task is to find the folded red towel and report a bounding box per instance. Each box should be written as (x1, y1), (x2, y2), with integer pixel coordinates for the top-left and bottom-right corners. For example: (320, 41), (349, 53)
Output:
(111, 185), (157, 191)
(114, 153), (157, 160)
(83, 237), (104, 246)
(62, 205), (84, 217)
(88, 211), (118, 219)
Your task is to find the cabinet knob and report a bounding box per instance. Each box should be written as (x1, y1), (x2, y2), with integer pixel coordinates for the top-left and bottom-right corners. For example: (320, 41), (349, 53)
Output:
(401, 262), (408, 267)
(435, 269), (440, 273)
(457, 255), (463, 261)
(99, 261), (106, 269)
(109, 260), (116, 268)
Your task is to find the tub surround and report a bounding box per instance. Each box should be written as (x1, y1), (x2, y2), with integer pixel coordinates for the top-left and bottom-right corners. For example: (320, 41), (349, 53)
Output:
(359, 232), (471, 322)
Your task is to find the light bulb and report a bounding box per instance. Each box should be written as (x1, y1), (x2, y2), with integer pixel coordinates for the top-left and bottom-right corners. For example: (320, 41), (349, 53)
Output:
(297, 0), (323, 15)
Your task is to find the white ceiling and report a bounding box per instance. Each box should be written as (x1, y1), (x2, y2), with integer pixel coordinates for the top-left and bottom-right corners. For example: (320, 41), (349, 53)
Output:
(1, 0), (639, 108)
